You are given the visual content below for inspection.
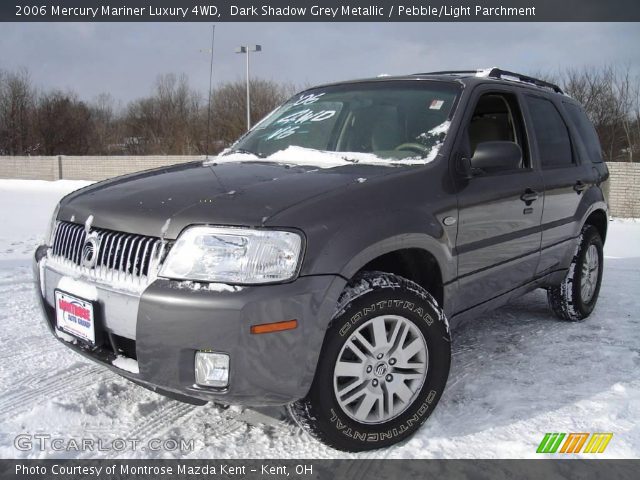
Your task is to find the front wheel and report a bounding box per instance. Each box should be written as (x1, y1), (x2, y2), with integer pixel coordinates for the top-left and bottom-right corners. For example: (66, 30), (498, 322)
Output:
(289, 272), (451, 452)
(547, 224), (604, 321)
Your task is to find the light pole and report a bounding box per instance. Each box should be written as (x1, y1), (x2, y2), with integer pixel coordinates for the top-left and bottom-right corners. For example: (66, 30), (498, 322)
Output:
(235, 45), (262, 131)
(200, 25), (216, 157)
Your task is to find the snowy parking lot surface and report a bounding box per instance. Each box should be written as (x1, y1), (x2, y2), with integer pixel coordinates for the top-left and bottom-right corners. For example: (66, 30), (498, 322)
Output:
(0, 179), (638, 459)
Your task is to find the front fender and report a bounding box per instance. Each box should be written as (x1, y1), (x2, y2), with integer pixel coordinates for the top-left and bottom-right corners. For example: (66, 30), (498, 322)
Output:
(301, 207), (456, 287)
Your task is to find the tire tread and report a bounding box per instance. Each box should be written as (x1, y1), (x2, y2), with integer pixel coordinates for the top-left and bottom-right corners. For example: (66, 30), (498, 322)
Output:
(547, 224), (602, 322)
(289, 271), (449, 452)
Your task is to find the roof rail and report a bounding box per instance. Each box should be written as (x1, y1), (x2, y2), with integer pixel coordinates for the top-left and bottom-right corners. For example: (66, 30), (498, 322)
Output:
(417, 70), (480, 76)
(414, 68), (564, 94)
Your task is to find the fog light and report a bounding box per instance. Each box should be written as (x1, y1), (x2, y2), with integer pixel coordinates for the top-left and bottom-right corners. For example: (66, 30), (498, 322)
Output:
(195, 351), (229, 388)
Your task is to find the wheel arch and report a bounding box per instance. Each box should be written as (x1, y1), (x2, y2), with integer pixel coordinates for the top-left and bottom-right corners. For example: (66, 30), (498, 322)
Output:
(353, 247), (445, 308)
(583, 208), (608, 243)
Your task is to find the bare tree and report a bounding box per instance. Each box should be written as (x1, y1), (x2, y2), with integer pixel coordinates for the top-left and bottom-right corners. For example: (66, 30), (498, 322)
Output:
(0, 67), (300, 156)
(87, 93), (121, 155)
(5, 64), (634, 161)
(34, 90), (92, 155)
(125, 73), (203, 154)
(210, 79), (295, 147)
(0, 68), (36, 155)
(537, 65), (639, 162)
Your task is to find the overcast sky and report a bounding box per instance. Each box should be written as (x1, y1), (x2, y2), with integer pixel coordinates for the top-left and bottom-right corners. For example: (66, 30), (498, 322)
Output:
(1, 22), (639, 104)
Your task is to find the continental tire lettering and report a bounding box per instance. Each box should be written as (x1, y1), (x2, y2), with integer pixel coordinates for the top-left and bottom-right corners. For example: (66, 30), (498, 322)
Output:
(328, 396), (437, 442)
(353, 429), (367, 442)
(350, 311), (363, 324)
(406, 413), (420, 428)
(362, 304), (376, 317)
(338, 295), (437, 339)
(330, 408), (339, 422)
(377, 300), (391, 309)
(379, 430), (393, 441)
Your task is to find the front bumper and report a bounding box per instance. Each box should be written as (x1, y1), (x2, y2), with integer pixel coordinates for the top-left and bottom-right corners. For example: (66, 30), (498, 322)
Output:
(34, 246), (346, 406)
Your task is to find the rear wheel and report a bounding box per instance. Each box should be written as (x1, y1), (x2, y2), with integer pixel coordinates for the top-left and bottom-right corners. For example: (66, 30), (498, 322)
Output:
(547, 224), (604, 321)
(289, 271), (451, 452)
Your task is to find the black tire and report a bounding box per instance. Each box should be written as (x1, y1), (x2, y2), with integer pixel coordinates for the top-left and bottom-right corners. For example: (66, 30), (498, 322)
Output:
(547, 224), (604, 322)
(289, 271), (451, 452)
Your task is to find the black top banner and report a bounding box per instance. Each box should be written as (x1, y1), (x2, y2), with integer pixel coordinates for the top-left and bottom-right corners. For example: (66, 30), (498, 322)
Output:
(3, 0), (640, 22)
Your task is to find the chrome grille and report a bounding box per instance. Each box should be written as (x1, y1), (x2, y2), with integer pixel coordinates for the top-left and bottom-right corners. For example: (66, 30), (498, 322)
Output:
(49, 221), (163, 284)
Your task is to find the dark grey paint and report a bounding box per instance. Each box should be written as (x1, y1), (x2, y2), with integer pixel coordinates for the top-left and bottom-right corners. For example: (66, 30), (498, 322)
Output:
(35, 74), (609, 406)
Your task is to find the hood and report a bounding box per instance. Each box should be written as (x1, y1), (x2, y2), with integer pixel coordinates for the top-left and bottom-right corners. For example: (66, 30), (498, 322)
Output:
(58, 160), (400, 239)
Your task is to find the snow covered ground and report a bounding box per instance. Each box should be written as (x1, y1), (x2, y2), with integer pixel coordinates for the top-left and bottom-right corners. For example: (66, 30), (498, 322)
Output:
(0, 179), (638, 459)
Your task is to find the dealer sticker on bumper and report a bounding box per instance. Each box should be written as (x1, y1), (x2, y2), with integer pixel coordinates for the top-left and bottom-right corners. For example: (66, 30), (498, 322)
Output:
(55, 290), (96, 344)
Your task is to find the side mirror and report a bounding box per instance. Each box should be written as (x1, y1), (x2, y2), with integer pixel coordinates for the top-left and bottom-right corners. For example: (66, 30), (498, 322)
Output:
(470, 141), (522, 174)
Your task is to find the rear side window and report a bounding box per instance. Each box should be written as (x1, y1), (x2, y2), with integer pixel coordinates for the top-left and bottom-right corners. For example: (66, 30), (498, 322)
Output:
(563, 103), (603, 163)
(526, 96), (573, 168)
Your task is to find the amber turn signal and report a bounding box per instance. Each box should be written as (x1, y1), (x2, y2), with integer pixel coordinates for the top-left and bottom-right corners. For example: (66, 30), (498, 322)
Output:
(250, 319), (298, 334)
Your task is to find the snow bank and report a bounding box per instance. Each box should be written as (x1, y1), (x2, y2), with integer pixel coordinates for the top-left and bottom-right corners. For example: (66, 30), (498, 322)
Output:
(0, 179), (92, 261)
(610, 217), (640, 223)
(0, 179), (92, 192)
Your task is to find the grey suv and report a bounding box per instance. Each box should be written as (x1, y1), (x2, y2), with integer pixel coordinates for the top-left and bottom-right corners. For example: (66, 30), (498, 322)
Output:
(34, 68), (608, 451)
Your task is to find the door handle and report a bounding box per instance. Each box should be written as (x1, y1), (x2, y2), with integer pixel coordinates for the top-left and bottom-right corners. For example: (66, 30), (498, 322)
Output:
(574, 181), (588, 193)
(520, 189), (539, 205)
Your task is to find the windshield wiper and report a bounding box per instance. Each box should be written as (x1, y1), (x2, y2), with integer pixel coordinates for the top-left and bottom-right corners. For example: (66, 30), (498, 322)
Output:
(222, 148), (265, 158)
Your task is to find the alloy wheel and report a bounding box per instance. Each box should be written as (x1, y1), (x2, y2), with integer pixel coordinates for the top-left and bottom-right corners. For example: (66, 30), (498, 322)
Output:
(332, 315), (428, 424)
(580, 244), (599, 303)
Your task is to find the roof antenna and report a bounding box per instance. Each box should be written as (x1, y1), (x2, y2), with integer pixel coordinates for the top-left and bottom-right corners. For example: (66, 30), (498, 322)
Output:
(202, 25), (216, 160)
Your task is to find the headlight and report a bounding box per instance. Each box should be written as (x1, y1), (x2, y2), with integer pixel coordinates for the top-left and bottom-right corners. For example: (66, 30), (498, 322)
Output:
(45, 202), (61, 246)
(159, 226), (303, 284)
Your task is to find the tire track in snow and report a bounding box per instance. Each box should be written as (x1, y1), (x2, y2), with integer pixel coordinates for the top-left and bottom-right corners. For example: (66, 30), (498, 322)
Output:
(202, 408), (250, 440)
(0, 363), (110, 418)
(0, 336), (60, 363)
(103, 401), (196, 459)
(1, 361), (90, 392)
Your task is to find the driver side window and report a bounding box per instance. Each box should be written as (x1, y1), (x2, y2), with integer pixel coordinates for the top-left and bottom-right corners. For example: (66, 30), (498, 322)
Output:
(466, 92), (530, 170)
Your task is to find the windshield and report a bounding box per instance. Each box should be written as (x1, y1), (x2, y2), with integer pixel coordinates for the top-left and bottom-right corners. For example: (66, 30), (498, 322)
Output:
(229, 81), (461, 162)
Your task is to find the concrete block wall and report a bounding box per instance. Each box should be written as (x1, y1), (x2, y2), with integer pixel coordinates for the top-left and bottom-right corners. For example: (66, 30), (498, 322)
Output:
(58, 155), (204, 181)
(0, 155), (203, 182)
(606, 162), (640, 218)
(0, 156), (59, 181)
